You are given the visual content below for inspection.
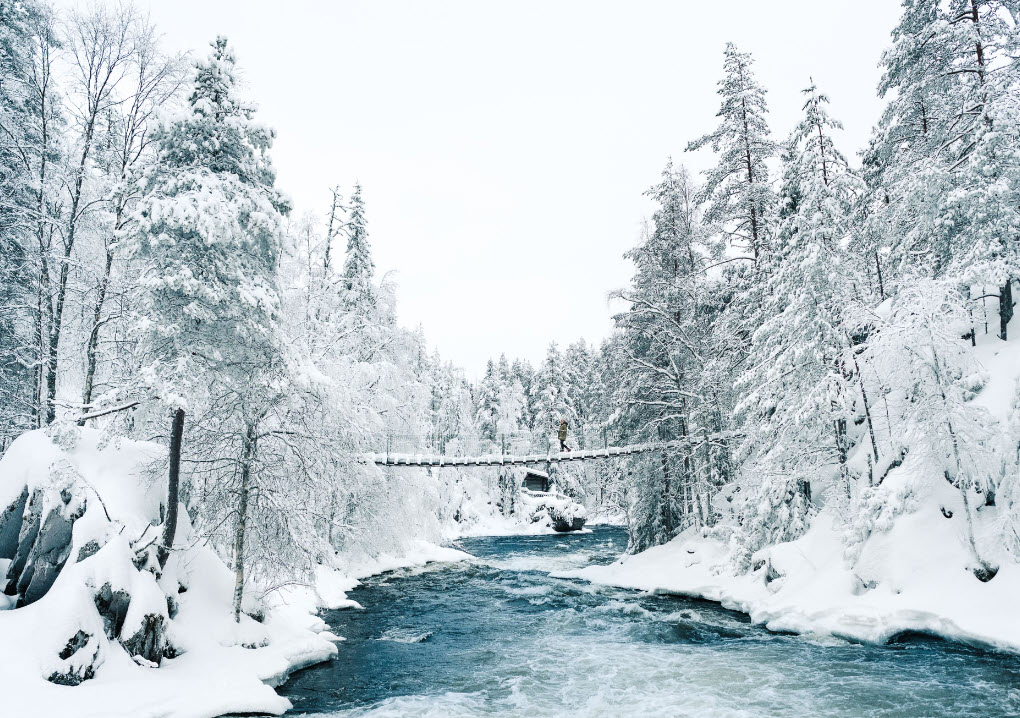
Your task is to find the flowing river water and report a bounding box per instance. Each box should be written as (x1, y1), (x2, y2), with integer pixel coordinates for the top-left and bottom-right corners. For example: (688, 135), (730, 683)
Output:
(279, 526), (1020, 717)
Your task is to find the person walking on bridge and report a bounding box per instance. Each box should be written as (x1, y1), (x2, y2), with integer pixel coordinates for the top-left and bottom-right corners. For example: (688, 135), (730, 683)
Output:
(558, 419), (571, 452)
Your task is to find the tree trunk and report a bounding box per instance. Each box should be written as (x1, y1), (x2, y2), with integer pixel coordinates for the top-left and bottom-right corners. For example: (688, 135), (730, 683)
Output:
(851, 352), (880, 462)
(232, 420), (257, 622)
(79, 247), (115, 425)
(660, 450), (673, 541)
(873, 250), (885, 300)
(929, 343), (992, 572)
(833, 418), (850, 498)
(158, 409), (185, 569)
(999, 280), (1013, 341)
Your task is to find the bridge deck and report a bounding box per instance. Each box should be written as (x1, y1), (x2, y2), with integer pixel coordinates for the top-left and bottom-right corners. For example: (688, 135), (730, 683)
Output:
(370, 436), (732, 467)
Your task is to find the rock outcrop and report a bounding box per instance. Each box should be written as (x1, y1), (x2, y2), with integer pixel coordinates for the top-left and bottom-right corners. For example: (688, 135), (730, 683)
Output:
(3, 473), (85, 607)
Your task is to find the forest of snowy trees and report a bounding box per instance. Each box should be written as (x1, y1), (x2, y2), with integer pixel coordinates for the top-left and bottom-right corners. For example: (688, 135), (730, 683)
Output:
(472, 2), (1020, 569)
(1, 0), (1019, 684)
(0, 1), (485, 619)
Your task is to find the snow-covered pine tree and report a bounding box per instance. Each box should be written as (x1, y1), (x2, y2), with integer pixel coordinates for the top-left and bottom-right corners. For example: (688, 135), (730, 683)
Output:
(123, 36), (290, 618)
(687, 43), (776, 264)
(733, 83), (864, 559)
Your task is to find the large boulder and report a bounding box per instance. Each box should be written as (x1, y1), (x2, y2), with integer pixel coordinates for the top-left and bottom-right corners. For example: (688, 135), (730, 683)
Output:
(520, 490), (588, 532)
(3, 472), (86, 607)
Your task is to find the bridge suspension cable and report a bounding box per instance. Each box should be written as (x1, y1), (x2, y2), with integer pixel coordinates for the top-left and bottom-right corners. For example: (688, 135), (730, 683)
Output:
(370, 432), (739, 468)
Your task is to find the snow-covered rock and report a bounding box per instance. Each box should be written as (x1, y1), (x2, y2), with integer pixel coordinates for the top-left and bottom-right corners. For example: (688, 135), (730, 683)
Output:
(521, 489), (588, 532)
(0, 428), (339, 717)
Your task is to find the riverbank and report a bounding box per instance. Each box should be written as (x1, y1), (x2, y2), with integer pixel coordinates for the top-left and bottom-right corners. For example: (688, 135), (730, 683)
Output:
(0, 528), (470, 718)
(0, 428), (472, 718)
(561, 510), (1020, 655)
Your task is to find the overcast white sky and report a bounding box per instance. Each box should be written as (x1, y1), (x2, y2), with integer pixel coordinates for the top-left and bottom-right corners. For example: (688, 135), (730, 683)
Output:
(107, 0), (902, 378)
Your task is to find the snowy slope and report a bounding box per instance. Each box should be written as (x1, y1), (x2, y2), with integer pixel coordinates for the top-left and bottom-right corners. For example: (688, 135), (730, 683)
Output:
(563, 330), (1020, 653)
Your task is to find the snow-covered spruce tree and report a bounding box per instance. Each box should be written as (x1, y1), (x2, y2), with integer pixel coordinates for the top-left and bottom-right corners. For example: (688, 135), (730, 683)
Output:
(611, 161), (725, 550)
(476, 359), (501, 445)
(733, 84), (865, 561)
(680, 44), (779, 524)
(278, 185), (461, 566)
(531, 342), (570, 444)
(341, 182), (375, 310)
(687, 43), (776, 265)
(123, 37), (291, 617)
(864, 0), (1019, 331)
(857, 279), (1000, 578)
(495, 355), (528, 438)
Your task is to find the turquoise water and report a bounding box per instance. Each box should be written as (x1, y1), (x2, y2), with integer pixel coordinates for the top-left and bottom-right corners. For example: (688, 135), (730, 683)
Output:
(279, 527), (1020, 717)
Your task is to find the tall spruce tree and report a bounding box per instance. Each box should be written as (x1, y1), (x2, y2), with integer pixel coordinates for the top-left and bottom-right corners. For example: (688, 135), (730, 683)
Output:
(341, 182), (375, 310)
(124, 36), (289, 616)
(734, 84), (864, 557)
(687, 43), (776, 264)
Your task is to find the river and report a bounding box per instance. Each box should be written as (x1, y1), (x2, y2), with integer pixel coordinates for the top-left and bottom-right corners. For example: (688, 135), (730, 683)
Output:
(279, 526), (1020, 717)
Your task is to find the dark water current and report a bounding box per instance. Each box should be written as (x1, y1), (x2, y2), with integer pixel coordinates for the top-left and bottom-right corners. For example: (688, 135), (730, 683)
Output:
(279, 526), (1020, 717)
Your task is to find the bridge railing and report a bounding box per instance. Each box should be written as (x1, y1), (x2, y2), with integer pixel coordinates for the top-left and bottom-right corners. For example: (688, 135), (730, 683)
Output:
(367, 427), (625, 459)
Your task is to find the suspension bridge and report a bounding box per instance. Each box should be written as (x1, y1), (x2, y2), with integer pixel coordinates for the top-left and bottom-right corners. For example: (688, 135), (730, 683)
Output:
(370, 431), (738, 468)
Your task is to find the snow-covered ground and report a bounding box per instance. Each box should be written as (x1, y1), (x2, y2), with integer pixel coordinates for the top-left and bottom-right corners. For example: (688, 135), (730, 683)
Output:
(562, 330), (1020, 654)
(0, 428), (471, 718)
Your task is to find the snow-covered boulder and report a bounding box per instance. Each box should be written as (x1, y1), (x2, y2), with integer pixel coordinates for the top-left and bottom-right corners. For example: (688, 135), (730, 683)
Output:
(0, 427), (340, 716)
(520, 489), (588, 532)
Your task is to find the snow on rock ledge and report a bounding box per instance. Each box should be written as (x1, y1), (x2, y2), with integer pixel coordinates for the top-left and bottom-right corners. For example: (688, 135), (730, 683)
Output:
(0, 428), (339, 717)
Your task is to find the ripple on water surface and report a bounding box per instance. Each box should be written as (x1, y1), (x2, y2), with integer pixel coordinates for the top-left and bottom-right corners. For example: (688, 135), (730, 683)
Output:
(280, 527), (1020, 718)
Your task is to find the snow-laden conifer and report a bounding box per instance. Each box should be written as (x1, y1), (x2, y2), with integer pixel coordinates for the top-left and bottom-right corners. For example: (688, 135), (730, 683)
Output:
(687, 43), (776, 263)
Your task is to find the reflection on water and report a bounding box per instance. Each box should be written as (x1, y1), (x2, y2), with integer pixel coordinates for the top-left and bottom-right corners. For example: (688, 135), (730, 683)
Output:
(279, 527), (1020, 717)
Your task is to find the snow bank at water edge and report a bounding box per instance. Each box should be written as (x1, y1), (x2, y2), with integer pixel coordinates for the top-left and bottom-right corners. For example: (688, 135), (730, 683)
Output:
(562, 332), (1020, 654)
(0, 428), (470, 718)
(562, 509), (1020, 652)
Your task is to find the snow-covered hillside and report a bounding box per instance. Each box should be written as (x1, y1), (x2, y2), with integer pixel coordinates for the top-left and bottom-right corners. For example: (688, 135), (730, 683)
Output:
(564, 330), (1020, 652)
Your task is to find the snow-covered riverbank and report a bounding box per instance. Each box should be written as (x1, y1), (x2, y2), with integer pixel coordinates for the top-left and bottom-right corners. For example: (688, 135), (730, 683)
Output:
(563, 330), (1020, 655)
(561, 510), (1020, 654)
(0, 429), (471, 718)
